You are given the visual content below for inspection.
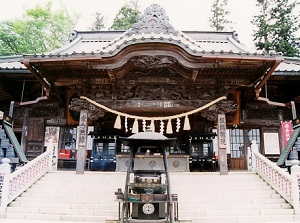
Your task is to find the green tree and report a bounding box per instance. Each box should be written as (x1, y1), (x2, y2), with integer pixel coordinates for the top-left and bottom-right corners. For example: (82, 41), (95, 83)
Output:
(252, 0), (300, 56)
(0, 1), (75, 56)
(89, 12), (105, 31)
(251, 0), (273, 52)
(269, 0), (299, 56)
(209, 0), (232, 31)
(110, 1), (140, 30)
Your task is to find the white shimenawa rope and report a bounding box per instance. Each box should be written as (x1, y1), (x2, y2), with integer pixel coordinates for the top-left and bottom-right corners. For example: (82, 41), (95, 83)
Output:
(80, 95), (227, 121)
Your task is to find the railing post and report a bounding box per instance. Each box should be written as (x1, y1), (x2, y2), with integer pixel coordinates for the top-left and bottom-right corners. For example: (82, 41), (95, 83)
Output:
(291, 160), (300, 214)
(46, 139), (55, 172)
(247, 146), (252, 171)
(0, 158), (11, 212)
(251, 140), (258, 172)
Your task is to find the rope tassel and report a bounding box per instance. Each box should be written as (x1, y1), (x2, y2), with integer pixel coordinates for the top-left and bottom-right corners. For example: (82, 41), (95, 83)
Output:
(132, 119), (139, 133)
(183, 115), (191, 130)
(166, 119), (173, 134)
(114, 115), (122, 129)
(149, 120), (155, 132)
(176, 117), (181, 132)
(125, 116), (128, 132)
(80, 95), (227, 133)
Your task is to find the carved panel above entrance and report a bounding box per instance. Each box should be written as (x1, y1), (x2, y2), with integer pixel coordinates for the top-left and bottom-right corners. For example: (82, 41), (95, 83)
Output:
(129, 56), (177, 69)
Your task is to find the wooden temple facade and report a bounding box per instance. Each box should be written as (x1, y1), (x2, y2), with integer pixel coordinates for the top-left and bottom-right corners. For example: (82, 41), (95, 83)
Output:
(0, 4), (300, 171)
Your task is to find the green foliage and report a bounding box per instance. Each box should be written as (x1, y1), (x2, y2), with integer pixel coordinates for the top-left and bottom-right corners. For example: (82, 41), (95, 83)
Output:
(0, 1), (75, 56)
(110, 4), (140, 30)
(89, 12), (105, 31)
(209, 0), (232, 31)
(269, 0), (299, 56)
(0, 21), (21, 55)
(252, 0), (300, 57)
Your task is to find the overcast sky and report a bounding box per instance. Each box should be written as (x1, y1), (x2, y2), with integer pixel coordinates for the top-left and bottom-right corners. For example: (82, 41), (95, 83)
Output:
(0, 0), (299, 51)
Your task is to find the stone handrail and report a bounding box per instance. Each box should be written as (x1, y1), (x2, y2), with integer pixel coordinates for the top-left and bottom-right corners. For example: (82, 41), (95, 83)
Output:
(251, 140), (300, 214)
(0, 140), (54, 212)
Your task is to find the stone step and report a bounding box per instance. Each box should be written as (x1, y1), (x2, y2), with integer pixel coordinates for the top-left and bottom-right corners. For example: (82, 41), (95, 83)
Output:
(6, 206), (118, 216)
(179, 203), (292, 210)
(4, 213), (112, 222)
(9, 201), (118, 210)
(181, 198), (288, 205)
(20, 191), (117, 198)
(14, 196), (116, 204)
(178, 193), (282, 200)
(187, 215), (300, 223)
(3, 171), (297, 222)
(179, 208), (295, 217)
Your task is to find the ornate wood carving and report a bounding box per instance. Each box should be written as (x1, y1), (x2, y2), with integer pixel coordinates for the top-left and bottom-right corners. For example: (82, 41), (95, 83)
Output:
(69, 96), (237, 122)
(107, 69), (115, 83)
(69, 98), (105, 121)
(129, 56), (177, 69)
(191, 69), (199, 82)
(116, 84), (186, 100)
(242, 103), (280, 120)
(201, 100), (238, 121)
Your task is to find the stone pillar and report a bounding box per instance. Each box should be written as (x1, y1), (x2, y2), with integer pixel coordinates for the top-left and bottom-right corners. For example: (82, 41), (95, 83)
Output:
(0, 158), (11, 212)
(76, 110), (88, 174)
(217, 113), (228, 175)
(291, 160), (300, 215)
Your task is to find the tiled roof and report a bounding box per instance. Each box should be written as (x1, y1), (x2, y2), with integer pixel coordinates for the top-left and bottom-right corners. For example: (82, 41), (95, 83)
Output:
(25, 30), (261, 59)
(0, 56), (28, 72)
(275, 57), (300, 73)
(23, 4), (276, 60)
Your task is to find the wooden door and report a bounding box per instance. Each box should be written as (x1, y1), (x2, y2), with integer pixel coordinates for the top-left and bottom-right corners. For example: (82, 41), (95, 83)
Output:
(25, 118), (45, 160)
(229, 129), (261, 170)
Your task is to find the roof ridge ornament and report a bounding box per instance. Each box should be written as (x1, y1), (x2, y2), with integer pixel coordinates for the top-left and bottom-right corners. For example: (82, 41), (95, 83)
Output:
(126, 4), (178, 36)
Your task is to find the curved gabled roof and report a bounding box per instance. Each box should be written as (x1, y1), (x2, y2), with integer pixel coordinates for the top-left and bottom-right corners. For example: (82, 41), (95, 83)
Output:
(23, 4), (273, 60)
(16, 3), (284, 95)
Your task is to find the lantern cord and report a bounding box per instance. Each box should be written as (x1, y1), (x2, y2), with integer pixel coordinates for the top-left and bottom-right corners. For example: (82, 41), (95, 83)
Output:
(80, 95), (227, 121)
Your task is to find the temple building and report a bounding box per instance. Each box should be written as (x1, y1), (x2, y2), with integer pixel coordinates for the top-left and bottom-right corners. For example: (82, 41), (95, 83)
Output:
(0, 4), (300, 172)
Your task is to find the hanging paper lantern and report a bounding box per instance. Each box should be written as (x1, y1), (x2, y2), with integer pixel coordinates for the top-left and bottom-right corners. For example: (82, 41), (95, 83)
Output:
(166, 119), (173, 134)
(132, 119), (139, 133)
(114, 115), (121, 129)
(183, 115), (191, 130)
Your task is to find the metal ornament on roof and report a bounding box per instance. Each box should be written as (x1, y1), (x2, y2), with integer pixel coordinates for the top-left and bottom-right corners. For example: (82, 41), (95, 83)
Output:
(126, 4), (178, 36)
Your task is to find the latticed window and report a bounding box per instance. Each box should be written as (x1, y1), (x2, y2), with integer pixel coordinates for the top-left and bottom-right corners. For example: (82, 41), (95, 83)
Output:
(59, 127), (77, 153)
(229, 129), (261, 158)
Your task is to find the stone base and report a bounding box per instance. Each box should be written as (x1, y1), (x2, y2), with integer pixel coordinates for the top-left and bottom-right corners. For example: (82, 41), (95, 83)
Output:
(106, 219), (192, 223)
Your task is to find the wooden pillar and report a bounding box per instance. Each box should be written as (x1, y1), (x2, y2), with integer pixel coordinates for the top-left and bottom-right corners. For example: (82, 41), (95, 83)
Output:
(217, 113), (228, 175)
(76, 110), (88, 174)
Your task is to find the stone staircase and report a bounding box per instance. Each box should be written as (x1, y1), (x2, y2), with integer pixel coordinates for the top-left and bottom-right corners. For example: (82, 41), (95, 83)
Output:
(1, 171), (300, 222)
(171, 172), (299, 223)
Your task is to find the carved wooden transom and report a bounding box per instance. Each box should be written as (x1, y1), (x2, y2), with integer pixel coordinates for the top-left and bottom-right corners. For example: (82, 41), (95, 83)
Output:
(129, 56), (177, 69)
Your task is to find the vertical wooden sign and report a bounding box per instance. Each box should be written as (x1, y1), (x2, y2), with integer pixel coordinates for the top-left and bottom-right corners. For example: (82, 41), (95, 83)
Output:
(76, 110), (88, 174)
(217, 113), (228, 175)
